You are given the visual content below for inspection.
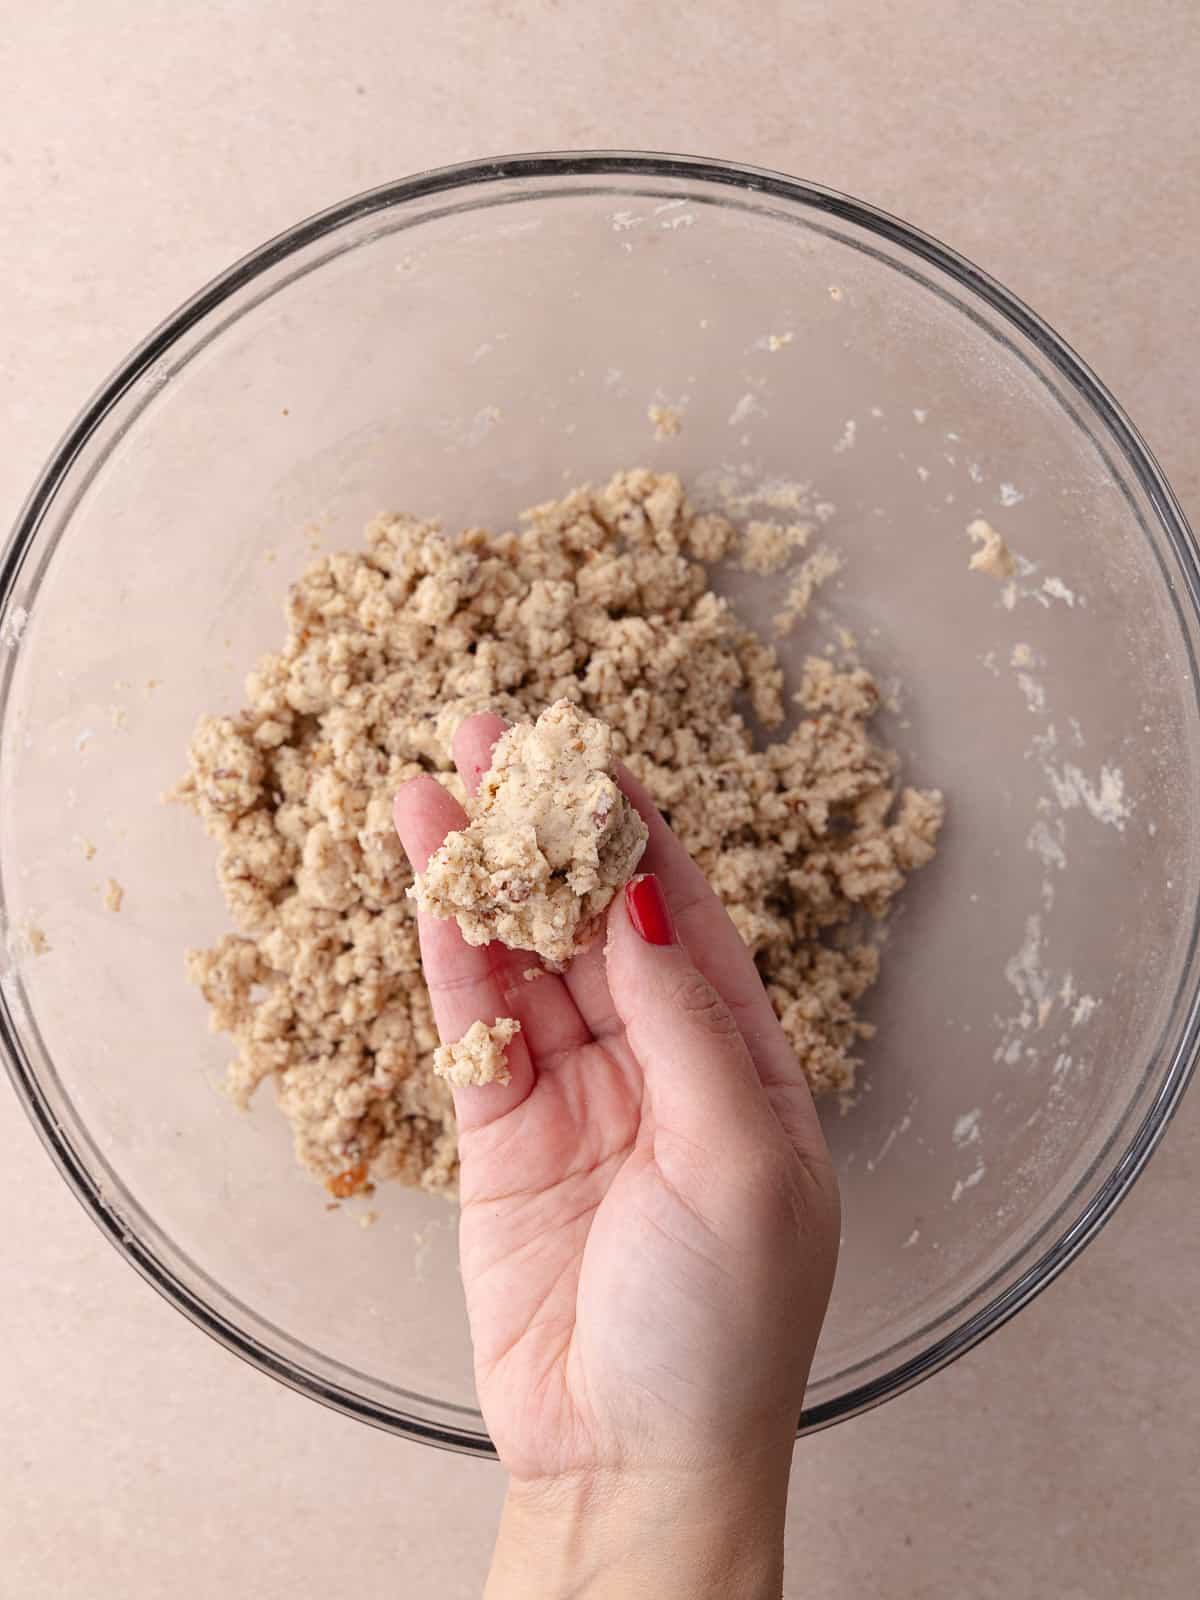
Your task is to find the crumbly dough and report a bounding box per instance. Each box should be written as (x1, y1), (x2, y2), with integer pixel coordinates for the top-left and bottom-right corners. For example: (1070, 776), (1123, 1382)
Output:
(967, 518), (1017, 578)
(740, 519), (811, 576)
(412, 700), (647, 966)
(648, 404), (683, 440)
(176, 468), (943, 1199)
(772, 547), (843, 635)
(104, 878), (125, 913)
(434, 1017), (521, 1088)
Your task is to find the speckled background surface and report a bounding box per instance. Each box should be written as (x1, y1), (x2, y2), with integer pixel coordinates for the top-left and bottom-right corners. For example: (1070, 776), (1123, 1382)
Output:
(2, 3), (1198, 1594)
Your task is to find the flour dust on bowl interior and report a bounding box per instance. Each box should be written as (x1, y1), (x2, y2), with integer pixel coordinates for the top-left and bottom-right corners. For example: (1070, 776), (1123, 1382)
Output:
(0, 154), (1197, 1450)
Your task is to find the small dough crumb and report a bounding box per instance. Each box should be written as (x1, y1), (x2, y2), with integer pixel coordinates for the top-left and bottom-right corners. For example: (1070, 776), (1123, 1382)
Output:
(766, 331), (794, 351)
(523, 966), (546, 982)
(326, 1165), (370, 1200)
(773, 548), (843, 635)
(413, 700), (648, 965)
(434, 1017), (521, 1088)
(104, 878), (125, 913)
(648, 404), (682, 440)
(8, 921), (50, 958)
(78, 837), (97, 861)
(358, 1209), (380, 1229)
(740, 519), (812, 576)
(1043, 575), (1076, 607)
(967, 518), (1017, 579)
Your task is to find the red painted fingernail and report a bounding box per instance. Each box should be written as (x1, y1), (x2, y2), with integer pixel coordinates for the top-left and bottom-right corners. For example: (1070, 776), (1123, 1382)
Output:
(626, 873), (675, 946)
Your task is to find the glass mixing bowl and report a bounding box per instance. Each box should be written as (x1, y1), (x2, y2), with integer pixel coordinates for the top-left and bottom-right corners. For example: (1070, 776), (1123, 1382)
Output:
(2, 153), (1198, 1453)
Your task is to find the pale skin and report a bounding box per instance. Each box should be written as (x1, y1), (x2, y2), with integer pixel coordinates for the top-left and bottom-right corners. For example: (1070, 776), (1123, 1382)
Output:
(394, 713), (842, 1599)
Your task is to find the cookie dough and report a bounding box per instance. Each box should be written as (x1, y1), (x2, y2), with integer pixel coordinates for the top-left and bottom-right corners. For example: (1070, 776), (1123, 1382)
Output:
(740, 518), (811, 576)
(412, 700), (648, 966)
(433, 1017), (521, 1088)
(967, 518), (1017, 579)
(648, 404), (683, 440)
(772, 547), (843, 635)
(176, 468), (943, 1199)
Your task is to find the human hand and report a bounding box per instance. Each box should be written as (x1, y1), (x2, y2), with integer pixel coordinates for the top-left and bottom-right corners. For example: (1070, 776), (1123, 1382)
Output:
(394, 713), (840, 1598)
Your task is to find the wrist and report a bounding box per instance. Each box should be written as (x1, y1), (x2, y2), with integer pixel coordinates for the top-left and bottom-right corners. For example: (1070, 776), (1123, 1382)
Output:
(485, 1449), (793, 1600)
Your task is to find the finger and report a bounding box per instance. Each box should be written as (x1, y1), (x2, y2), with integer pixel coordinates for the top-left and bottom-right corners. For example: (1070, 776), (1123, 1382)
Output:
(617, 767), (827, 1160)
(618, 764), (769, 1018)
(564, 761), (803, 1079)
(448, 711), (592, 1059)
(451, 711), (510, 797)
(560, 762), (717, 1039)
(393, 775), (534, 1132)
(619, 766), (802, 1075)
(604, 873), (774, 1155)
(561, 938), (621, 1040)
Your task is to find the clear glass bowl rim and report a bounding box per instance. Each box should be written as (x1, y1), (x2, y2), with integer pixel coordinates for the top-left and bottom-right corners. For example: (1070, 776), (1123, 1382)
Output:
(2, 149), (1198, 1454)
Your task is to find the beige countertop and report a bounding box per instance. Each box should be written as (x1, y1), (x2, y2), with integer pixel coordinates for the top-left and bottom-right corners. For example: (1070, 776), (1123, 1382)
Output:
(3, 3), (1198, 1595)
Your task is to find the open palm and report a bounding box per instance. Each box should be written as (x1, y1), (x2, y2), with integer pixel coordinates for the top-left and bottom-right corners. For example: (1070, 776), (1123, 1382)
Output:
(394, 713), (840, 1484)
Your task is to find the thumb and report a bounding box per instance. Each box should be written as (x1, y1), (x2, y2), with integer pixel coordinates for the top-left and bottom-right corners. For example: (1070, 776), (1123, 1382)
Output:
(605, 874), (774, 1146)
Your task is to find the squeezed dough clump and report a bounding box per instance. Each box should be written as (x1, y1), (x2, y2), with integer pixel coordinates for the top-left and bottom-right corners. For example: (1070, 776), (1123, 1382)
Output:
(413, 700), (647, 966)
(434, 1017), (521, 1088)
(176, 468), (943, 1198)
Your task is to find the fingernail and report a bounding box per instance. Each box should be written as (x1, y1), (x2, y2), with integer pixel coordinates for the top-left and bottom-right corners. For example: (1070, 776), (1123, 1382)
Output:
(625, 873), (675, 946)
